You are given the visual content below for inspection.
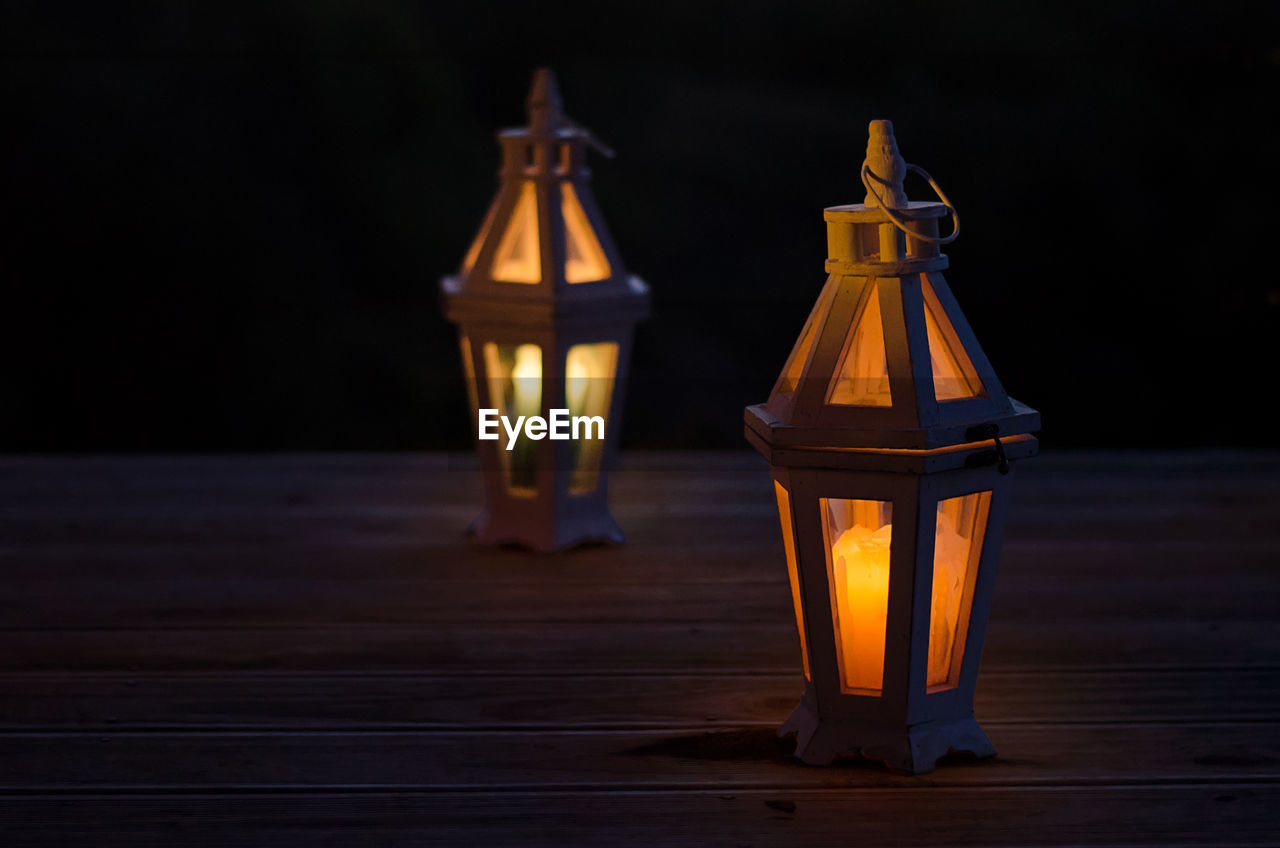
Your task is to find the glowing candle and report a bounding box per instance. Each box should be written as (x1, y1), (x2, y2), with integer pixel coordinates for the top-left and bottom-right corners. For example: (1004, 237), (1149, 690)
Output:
(565, 345), (590, 417)
(511, 343), (542, 420)
(508, 344), (542, 491)
(830, 520), (892, 691)
(564, 343), (618, 495)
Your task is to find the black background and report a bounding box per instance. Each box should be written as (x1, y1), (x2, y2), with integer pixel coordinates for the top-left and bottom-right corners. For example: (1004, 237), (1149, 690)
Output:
(4, 0), (1277, 451)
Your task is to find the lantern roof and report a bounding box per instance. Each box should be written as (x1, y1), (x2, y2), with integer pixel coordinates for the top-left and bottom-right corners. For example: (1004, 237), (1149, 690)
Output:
(442, 69), (648, 328)
(746, 120), (1038, 463)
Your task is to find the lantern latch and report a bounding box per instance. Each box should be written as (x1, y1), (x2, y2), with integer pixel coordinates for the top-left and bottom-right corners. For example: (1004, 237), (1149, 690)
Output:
(965, 422), (1011, 475)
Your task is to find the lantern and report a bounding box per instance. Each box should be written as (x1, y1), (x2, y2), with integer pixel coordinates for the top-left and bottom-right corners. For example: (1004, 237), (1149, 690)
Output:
(744, 120), (1040, 773)
(442, 69), (648, 552)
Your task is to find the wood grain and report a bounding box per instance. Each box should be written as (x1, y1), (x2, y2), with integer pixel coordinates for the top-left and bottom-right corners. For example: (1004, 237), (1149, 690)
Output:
(1, 451), (1277, 845)
(3, 786), (1274, 848)
(4, 617), (1277, 672)
(3, 722), (1278, 789)
(2, 667), (1275, 730)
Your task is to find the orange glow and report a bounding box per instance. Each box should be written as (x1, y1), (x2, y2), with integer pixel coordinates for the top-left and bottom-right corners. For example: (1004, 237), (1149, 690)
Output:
(511, 344), (542, 417)
(461, 200), (498, 274)
(565, 341), (618, 494)
(492, 182), (541, 283)
(561, 183), (611, 283)
(827, 285), (892, 406)
(923, 278), (983, 401)
(774, 482), (810, 679)
(822, 433), (1035, 458)
(823, 498), (892, 693)
(927, 491), (991, 688)
(482, 342), (542, 495)
(777, 278), (836, 395)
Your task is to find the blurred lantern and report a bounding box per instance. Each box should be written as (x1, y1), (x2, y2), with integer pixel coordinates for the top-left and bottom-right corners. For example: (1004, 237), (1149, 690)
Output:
(442, 69), (648, 552)
(745, 120), (1040, 773)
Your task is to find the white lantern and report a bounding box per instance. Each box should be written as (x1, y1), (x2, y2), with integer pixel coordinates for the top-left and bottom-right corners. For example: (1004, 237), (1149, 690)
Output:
(746, 120), (1040, 773)
(442, 70), (648, 552)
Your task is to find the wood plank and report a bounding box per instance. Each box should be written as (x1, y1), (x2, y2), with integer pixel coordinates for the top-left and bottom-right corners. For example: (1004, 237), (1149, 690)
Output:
(4, 482), (1275, 542)
(0, 451), (1276, 846)
(13, 507), (1276, 558)
(1, 722), (1277, 789)
(3, 532), (1275, 586)
(3, 449), (1275, 475)
(3, 616), (1277, 672)
(1, 785), (1273, 848)
(2, 455), (1274, 594)
(3, 451), (1276, 514)
(3, 545), (1276, 627)
(0, 668), (1275, 730)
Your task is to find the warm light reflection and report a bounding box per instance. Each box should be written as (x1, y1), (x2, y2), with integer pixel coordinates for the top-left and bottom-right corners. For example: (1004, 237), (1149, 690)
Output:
(561, 183), (611, 283)
(777, 278), (836, 395)
(566, 347), (590, 410)
(492, 182), (541, 283)
(461, 200), (499, 274)
(823, 497), (892, 692)
(923, 278), (983, 401)
(827, 285), (892, 406)
(512, 344), (542, 419)
(482, 342), (542, 494)
(774, 482), (810, 679)
(566, 341), (618, 493)
(927, 491), (991, 688)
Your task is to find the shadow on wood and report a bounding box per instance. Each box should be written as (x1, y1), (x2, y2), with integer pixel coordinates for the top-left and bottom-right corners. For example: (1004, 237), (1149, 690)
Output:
(621, 727), (991, 774)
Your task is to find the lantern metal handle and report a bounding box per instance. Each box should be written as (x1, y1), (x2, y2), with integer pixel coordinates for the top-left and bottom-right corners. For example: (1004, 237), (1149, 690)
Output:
(564, 114), (616, 159)
(860, 162), (960, 245)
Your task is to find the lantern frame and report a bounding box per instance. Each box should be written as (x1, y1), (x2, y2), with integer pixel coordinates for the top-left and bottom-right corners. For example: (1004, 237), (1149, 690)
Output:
(442, 70), (648, 552)
(766, 458), (1017, 771)
(745, 119), (1039, 773)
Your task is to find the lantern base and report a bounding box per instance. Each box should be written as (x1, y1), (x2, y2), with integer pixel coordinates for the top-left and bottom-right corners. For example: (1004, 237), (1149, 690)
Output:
(466, 507), (624, 553)
(780, 699), (995, 775)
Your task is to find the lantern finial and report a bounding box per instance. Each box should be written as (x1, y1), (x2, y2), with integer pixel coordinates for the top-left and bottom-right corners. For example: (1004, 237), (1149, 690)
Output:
(527, 68), (564, 136)
(864, 119), (908, 209)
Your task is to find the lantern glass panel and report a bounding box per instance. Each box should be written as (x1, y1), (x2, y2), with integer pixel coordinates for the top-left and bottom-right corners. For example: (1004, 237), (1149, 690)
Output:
(776, 277), (836, 395)
(461, 199), (499, 274)
(922, 277), (984, 401)
(482, 342), (542, 495)
(927, 490), (992, 689)
(565, 341), (618, 494)
(561, 183), (611, 283)
(773, 481), (810, 679)
(826, 284), (892, 406)
(821, 497), (893, 694)
(492, 181), (541, 284)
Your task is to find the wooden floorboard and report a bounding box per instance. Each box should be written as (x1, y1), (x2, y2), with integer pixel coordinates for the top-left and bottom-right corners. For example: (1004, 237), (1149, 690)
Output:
(2, 668), (1276, 730)
(3, 722), (1278, 790)
(1, 451), (1277, 845)
(4, 617), (1277, 672)
(0, 786), (1274, 848)
(4, 556), (1276, 627)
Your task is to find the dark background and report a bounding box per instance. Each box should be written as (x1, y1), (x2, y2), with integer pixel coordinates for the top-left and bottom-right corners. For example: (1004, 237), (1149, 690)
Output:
(4, 0), (1277, 452)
